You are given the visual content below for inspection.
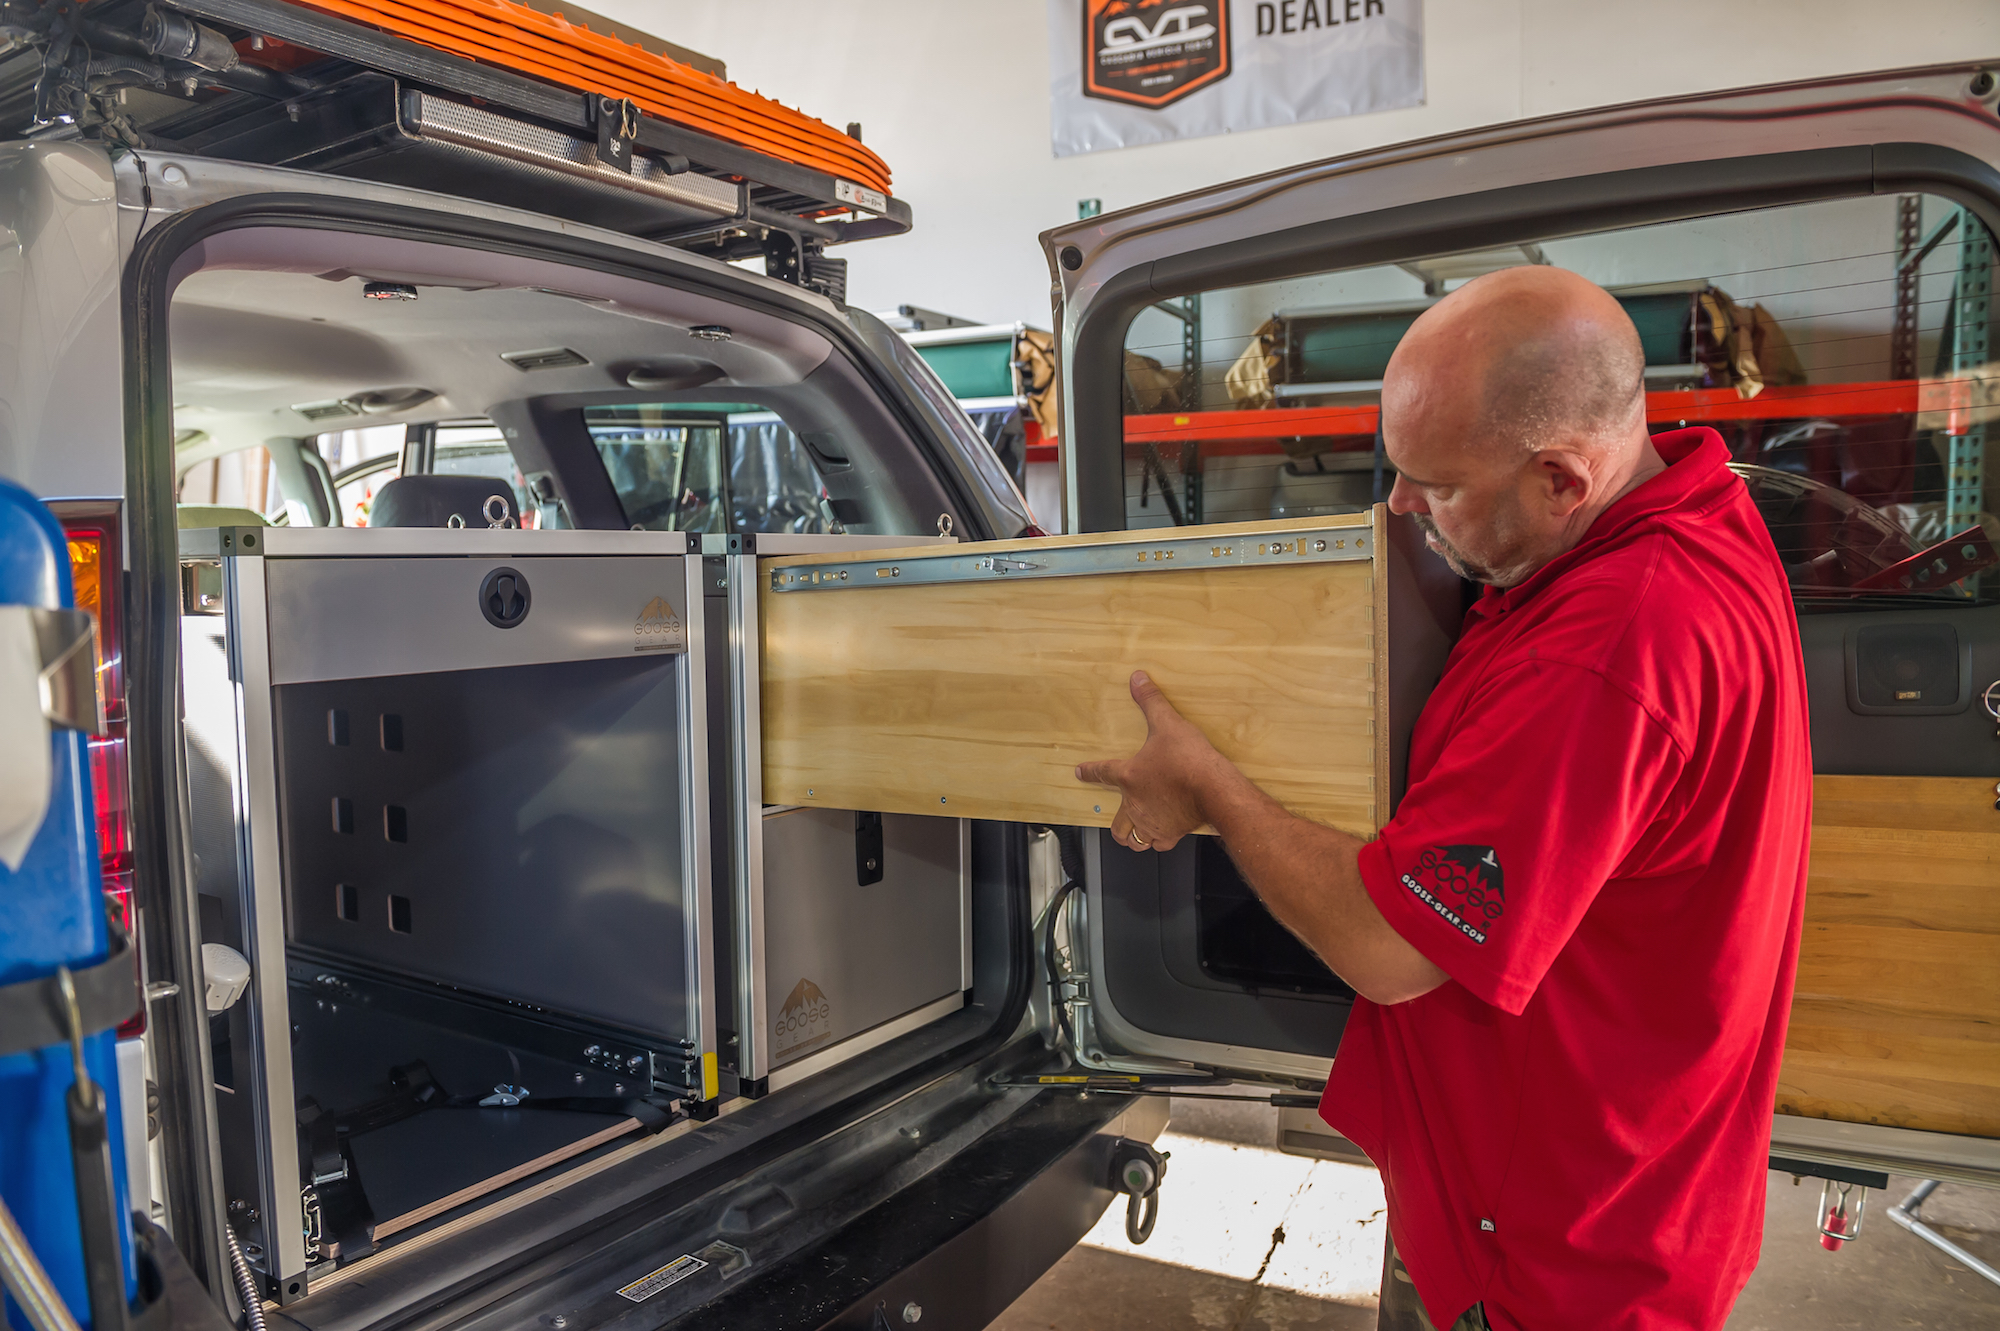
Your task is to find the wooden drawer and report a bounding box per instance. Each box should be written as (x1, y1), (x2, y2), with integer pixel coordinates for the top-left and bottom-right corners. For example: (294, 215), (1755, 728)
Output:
(1778, 775), (2000, 1138)
(758, 519), (2000, 1142)
(756, 509), (1458, 835)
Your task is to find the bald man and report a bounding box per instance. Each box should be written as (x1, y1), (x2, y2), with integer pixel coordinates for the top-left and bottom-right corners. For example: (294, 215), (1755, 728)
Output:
(1078, 267), (1812, 1330)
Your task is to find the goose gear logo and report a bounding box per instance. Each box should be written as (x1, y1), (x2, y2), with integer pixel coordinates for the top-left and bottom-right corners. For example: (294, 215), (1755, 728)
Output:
(1084, 0), (1232, 108)
(1401, 845), (1506, 945)
(632, 596), (685, 653)
(774, 978), (833, 1062)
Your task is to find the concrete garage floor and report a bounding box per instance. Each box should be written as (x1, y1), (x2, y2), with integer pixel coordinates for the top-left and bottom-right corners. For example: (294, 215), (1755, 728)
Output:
(991, 1099), (2000, 1330)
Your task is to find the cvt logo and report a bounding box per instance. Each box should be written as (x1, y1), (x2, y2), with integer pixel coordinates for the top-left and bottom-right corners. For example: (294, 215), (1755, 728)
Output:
(1106, 4), (1216, 49)
(1084, 0), (1232, 108)
(632, 596), (685, 653)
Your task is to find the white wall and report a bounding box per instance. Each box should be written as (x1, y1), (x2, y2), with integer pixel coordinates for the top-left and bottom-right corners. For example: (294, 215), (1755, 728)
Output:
(590, 1), (2000, 327)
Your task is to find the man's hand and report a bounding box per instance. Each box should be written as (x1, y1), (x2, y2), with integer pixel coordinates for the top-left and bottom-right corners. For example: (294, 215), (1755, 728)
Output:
(1075, 671), (1235, 852)
(1074, 669), (1449, 1005)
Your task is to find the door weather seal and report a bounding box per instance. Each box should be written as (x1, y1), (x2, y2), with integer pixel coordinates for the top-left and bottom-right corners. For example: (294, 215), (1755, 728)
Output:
(1036, 834), (1217, 1081)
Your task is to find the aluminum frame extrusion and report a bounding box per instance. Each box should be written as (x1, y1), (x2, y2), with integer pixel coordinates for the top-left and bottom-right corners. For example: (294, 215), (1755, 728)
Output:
(721, 533), (968, 1088)
(677, 553), (719, 1100)
(400, 88), (744, 221)
(727, 550), (771, 1086)
(220, 551), (311, 1299)
(765, 525), (1373, 592)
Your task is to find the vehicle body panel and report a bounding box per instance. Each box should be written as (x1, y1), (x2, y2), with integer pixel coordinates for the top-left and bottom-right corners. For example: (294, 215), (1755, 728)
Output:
(0, 144), (125, 500)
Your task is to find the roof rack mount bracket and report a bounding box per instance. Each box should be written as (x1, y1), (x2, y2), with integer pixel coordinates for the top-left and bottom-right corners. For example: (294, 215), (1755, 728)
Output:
(592, 95), (665, 176)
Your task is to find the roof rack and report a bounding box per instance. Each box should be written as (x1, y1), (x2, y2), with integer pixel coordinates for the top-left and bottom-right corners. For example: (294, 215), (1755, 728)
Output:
(0, 0), (909, 298)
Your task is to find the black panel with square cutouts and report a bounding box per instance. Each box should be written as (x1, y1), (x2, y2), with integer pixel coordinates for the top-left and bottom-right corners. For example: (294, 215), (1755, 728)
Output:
(272, 657), (692, 1042)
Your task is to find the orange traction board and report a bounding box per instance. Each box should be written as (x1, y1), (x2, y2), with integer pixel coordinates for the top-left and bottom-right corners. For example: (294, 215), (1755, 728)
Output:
(284, 0), (892, 195)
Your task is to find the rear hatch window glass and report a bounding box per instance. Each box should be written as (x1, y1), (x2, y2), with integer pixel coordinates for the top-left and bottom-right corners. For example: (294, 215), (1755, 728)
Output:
(585, 404), (834, 534)
(318, 421), (526, 527)
(1112, 194), (2000, 604)
(176, 442), (289, 521)
(429, 420), (534, 522)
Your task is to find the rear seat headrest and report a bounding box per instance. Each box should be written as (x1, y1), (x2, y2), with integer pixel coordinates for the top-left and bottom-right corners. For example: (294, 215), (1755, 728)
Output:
(177, 504), (270, 529)
(370, 475), (520, 529)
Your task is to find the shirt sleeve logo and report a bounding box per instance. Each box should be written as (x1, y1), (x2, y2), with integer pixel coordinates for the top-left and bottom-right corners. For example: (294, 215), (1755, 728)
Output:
(1400, 845), (1507, 945)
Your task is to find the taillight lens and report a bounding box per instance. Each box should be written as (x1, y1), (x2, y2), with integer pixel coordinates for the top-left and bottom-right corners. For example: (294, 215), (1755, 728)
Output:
(52, 502), (139, 1035)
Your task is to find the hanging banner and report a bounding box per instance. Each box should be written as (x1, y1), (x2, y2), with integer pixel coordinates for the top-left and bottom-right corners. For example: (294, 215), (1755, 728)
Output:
(1050, 0), (1424, 157)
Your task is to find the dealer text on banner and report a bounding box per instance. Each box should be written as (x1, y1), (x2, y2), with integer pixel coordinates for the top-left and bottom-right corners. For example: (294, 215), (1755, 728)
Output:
(1049, 0), (1425, 157)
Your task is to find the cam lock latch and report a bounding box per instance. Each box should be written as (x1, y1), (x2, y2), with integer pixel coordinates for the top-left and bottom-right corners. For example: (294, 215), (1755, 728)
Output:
(856, 811), (884, 886)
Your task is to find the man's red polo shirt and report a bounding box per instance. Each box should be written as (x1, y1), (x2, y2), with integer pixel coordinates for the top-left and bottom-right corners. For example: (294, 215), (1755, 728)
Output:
(1321, 428), (1812, 1329)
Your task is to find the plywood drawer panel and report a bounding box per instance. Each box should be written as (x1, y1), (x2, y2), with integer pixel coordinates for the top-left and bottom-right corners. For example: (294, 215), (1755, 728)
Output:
(1777, 775), (2000, 1139)
(756, 511), (1457, 835)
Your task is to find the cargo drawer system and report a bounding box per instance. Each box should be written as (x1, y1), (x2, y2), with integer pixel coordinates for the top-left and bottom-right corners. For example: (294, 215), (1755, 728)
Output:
(178, 513), (1462, 1297)
(708, 534), (972, 1097)
(181, 527), (717, 1296)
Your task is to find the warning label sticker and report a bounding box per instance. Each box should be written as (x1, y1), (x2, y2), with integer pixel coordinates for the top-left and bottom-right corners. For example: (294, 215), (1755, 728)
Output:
(834, 178), (888, 214)
(615, 1253), (708, 1303)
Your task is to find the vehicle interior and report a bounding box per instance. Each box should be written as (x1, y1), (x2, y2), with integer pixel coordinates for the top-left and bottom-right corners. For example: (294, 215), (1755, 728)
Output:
(164, 224), (1034, 1291)
(166, 228), (991, 539)
(1081, 191), (2000, 1101)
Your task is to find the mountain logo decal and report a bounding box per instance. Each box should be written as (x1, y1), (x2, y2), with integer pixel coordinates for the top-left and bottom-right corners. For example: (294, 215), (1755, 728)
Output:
(774, 978), (834, 1062)
(633, 596), (685, 653)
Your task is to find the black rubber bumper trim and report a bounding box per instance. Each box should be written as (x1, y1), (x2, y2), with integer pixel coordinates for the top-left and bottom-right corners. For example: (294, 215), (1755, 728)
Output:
(680, 1089), (1170, 1331)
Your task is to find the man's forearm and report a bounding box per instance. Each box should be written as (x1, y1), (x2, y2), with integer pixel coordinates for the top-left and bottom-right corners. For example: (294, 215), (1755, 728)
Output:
(1195, 759), (1447, 1005)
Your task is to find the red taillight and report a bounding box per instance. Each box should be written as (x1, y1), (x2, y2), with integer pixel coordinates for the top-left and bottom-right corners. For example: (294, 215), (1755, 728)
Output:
(1022, 419), (1058, 465)
(51, 501), (140, 1036)
(1017, 523), (1051, 538)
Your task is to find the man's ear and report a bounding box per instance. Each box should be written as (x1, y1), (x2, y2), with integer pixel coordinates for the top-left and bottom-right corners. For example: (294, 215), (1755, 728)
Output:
(1534, 450), (1593, 516)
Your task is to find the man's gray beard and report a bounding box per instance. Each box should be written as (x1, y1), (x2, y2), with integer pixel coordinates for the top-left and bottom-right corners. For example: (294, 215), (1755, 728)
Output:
(1413, 513), (1502, 584)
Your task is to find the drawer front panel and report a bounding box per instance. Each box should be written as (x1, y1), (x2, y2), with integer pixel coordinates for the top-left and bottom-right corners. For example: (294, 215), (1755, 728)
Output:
(756, 514), (1438, 835)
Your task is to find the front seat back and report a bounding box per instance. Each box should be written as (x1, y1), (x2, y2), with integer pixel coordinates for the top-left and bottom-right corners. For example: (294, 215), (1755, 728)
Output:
(370, 476), (520, 528)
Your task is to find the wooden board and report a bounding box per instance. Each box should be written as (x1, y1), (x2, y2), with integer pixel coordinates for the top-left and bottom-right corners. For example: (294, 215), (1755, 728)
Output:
(1777, 775), (2000, 1139)
(757, 512), (1461, 835)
